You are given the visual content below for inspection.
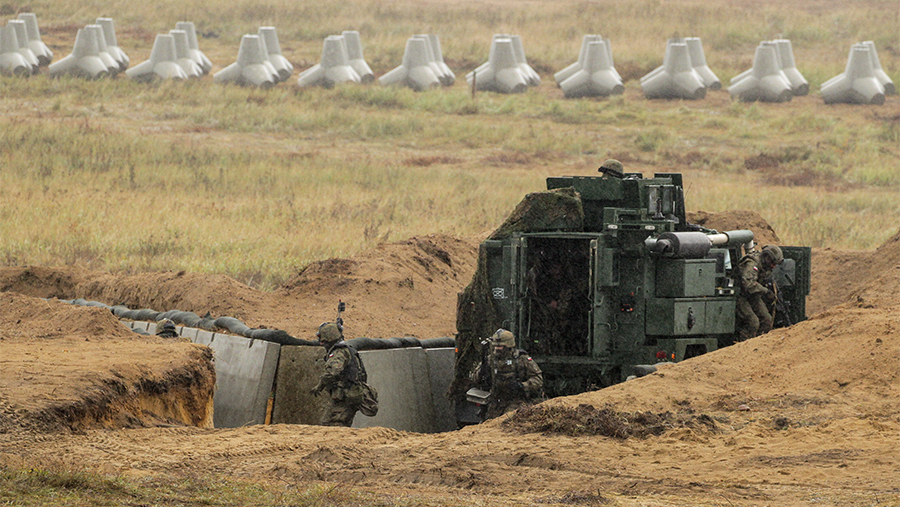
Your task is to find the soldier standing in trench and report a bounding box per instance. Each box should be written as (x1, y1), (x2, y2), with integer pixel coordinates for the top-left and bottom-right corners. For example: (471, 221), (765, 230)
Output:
(736, 245), (784, 341)
(310, 322), (364, 427)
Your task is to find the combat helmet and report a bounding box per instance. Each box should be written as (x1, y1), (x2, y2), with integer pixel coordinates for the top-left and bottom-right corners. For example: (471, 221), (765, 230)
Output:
(156, 318), (177, 337)
(761, 245), (784, 267)
(490, 328), (516, 348)
(317, 322), (343, 343)
(598, 159), (624, 178)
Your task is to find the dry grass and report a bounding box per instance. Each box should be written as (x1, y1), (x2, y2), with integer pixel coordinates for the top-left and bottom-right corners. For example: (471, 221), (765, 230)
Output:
(1, 0), (897, 289)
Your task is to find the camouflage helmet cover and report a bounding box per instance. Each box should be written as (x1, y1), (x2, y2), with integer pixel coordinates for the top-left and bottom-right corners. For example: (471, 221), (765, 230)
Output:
(490, 328), (516, 348)
(158, 318), (176, 331)
(599, 159), (624, 177)
(317, 322), (343, 343)
(761, 245), (784, 265)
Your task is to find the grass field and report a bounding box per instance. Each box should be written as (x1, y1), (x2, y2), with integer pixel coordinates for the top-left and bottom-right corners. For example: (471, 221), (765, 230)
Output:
(1, 0), (898, 289)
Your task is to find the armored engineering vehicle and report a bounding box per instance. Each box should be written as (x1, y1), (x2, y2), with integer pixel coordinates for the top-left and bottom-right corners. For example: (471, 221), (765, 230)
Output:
(455, 170), (810, 411)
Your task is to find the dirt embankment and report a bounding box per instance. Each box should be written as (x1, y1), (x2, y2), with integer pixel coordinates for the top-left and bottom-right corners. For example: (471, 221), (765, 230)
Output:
(1, 214), (898, 506)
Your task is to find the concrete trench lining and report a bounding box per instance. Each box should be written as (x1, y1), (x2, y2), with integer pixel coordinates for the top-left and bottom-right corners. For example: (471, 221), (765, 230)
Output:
(65, 299), (460, 432)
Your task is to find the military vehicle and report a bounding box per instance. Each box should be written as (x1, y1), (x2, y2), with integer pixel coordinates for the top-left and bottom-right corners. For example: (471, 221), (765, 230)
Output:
(454, 169), (810, 415)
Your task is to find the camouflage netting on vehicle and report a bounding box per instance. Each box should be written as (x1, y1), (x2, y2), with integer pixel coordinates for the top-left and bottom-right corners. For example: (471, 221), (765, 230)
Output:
(452, 187), (584, 400)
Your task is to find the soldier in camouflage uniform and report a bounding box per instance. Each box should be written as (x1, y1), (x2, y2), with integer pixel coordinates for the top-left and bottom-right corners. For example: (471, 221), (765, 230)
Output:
(471, 329), (544, 420)
(736, 245), (784, 342)
(156, 318), (178, 338)
(311, 322), (364, 427)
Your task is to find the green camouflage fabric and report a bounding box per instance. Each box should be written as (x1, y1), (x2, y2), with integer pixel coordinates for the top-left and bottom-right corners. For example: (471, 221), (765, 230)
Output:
(472, 345), (543, 420)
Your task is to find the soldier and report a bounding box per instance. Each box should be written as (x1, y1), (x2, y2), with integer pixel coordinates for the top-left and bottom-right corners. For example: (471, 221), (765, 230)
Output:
(310, 322), (364, 427)
(471, 329), (544, 420)
(736, 245), (784, 341)
(156, 318), (178, 338)
(598, 159), (624, 179)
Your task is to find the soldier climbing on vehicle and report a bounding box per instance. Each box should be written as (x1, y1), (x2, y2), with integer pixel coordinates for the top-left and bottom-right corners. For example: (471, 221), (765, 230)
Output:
(736, 244), (784, 341)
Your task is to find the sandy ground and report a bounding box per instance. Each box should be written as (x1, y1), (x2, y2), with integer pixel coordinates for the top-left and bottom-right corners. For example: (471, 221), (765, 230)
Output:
(1, 214), (898, 506)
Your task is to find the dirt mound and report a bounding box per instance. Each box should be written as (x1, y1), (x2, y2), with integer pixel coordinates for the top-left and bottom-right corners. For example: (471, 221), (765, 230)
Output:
(687, 209), (781, 246)
(0, 292), (215, 434)
(1, 217), (898, 506)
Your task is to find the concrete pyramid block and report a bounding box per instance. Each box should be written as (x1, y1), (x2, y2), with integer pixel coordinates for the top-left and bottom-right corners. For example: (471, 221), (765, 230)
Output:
(555, 35), (621, 86)
(773, 39), (808, 96)
(379, 36), (440, 91)
(297, 34), (361, 88)
(6, 20), (39, 75)
(559, 39), (624, 98)
(861, 41), (895, 95)
(728, 44), (792, 102)
(174, 21), (212, 74)
(48, 27), (111, 79)
(426, 34), (454, 86)
(258, 26), (293, 82)
(466, 35), (530, 94)
(125, 33), (189, 82)
(85, 24), (121, 76)
(169, 29), (204, 78)
(341, 30), (374, 83)
(0, 25), (31, 76)
(17, 13), (52, 66)
(96, 18), (129, 72)
(821, 43), (885, 105)
(685, 37), (720, 90)
(640, 40), (706, 100)
(214, 34), (278, 88)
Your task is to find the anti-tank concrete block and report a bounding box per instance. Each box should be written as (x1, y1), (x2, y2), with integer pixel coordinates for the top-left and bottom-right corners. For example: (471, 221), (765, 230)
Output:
(85, 24), (121, 76)
(379, 36), (440, 91)
(125, 34), (189, 81)
(559, 39), (624, 98)
(214, 34), (278, 88)
(555, 35), (621, 86)
(774, 39), (808, 96)
(271, 346), (327, 425)
(0, 25), (30, 76)
(169, 30), (203, 78)
(258, 27), (292, 82)
(297, 35), (361, 88)
(17, 13), (52, 66)
(352, 348), (437, 432)
(821, 44), (885, 105)
(862, 41), (895, 95)
(728, 44), (793, 102)
(426, 34), (454, 86)
(685, 37), (720, 90)
(466, 37), (528, 94)
(7, 21), (39, 75)
(341, 30), (374, 83)
(641, 40), (706, 100)
(48, 27), (110, 79)
(174, 22), (211, 74)
(96, 18), (128, 72)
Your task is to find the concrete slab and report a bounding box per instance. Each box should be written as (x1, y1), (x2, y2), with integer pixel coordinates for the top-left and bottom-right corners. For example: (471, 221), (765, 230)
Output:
(271, 345), (327, 425)
(189, 331), (281, 428)
(353, 348), (436, 432)
(425, 348), (457, 432)
(179, 326), (198, 341)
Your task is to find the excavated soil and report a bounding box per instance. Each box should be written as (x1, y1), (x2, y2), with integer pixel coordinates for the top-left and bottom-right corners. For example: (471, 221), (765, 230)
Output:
(1, 214), (898, 506)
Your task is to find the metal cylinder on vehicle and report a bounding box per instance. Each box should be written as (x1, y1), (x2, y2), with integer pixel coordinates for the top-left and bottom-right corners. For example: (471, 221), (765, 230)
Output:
(707, 229), (754, 248)
(646, 231), (712, 258)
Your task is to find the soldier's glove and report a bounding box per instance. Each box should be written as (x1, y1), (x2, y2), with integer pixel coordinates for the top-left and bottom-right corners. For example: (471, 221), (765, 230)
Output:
(310, 383), (324, 397)
(764, 289), (777, 303)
